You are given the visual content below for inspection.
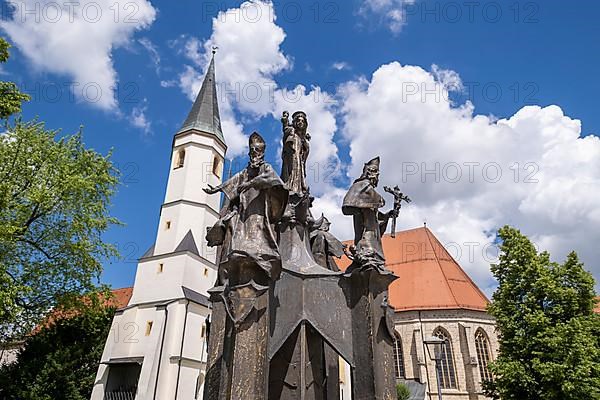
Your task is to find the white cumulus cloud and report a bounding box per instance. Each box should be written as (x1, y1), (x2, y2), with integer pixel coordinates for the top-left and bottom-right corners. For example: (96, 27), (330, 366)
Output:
(183, 0), (290, 118)
(171, 1), (600, 296)
(138, 37), (161, 75)
(332, 61), (351, 71)
(1, 0), (157, 111)
(131, 100), (151, 134)
(359, 0), (417, 33)
(332, 61), (600, 294)
(177, 0), (340, 179)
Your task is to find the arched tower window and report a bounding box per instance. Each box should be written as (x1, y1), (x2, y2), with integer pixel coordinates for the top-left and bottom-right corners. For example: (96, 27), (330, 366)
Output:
(475, 328), (493, 383)
(212, 155), (223, 178)
(393, 336), (405, 379)
(175, 149), (185, 169)
(433, 327), (457, 389)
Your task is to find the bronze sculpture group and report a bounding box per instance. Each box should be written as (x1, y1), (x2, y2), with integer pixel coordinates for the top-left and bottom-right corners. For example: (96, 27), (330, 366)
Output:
(202, 111), (408, 400)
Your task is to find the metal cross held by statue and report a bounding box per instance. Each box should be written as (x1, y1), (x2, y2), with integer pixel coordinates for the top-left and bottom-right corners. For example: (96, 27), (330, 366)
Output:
(384, 185), (411, 238)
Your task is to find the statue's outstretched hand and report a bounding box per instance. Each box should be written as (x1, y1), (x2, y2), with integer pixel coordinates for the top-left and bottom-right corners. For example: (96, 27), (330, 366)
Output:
(281, 111), (289, 126)
(203, 184), (219, 195)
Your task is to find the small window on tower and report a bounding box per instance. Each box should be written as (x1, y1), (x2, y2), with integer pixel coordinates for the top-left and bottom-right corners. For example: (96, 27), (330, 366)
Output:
(212, 155), (223, 178)
(145, 321), (153, 336)
(165, 221), (171, 230)
(201, 325), (206, 338)
(175, 149), (186, 169)
(158, 263), (164, 273)
(338, 358), (346, 384)
(203, 268), (209, 277)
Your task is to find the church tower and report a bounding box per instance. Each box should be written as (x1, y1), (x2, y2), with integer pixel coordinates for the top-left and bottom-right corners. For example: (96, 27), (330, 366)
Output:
(91, 54), (226, 400)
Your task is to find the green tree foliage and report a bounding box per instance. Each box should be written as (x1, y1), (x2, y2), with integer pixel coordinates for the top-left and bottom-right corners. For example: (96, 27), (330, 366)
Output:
(0, 292), (115, 400)
(396, 383), (410, 400)
(0, 38), (30, 119)
(485, 226), (600, 400)
(0, 120), (120, 338)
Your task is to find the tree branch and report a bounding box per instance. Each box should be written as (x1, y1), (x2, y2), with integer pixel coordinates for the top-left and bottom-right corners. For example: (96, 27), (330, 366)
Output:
(20, 237), (54, 261)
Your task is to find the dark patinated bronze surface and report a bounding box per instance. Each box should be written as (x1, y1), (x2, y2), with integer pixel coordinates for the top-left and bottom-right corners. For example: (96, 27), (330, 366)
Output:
(383, 185), (411, 238)
(341, 157), (399, 400)
(309, 215), (345, 272)
(203, 113), (402, 400)
(281, 111), (310, 194)
(203, 132), (287, 400)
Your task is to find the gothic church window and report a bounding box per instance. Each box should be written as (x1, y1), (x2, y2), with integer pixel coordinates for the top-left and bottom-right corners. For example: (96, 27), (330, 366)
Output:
(475, 328), (493, 383)
(433, 327), (458, 389)
(393, 336), (405, 379)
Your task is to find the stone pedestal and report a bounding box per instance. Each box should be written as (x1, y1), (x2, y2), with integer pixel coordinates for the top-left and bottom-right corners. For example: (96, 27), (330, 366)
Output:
(324, 343), (341, 400)
(203, 282), (270, 400)
(344, 269), (398, 400)
(269, 322), (327, 400)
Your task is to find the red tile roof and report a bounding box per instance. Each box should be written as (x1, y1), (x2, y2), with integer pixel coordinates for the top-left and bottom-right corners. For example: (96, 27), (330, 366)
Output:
(595, 297), (600, 314)
(108, 287), (133, 309)
(34, 287), (133, 333)
(337, 227), (489, 312)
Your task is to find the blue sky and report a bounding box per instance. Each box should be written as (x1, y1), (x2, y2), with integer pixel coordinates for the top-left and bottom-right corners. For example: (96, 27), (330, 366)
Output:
(2, 0), (599, 293)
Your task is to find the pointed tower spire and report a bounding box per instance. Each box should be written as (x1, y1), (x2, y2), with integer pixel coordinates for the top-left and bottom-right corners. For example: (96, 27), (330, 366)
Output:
(176, 51), (225, 144)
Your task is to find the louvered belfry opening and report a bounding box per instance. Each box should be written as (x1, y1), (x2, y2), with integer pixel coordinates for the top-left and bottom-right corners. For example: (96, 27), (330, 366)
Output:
(104, 363), (141, 400)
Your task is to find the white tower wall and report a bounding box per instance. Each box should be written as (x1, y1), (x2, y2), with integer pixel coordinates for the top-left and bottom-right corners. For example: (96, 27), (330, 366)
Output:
(91, 55), (226, 400)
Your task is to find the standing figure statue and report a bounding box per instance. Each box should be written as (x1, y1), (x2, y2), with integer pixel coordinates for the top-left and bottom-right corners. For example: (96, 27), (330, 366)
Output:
(281, 111), (310, 194)
(342, 157), (396, 272)
(203, 132), (288, 400)
(342, 156), (399, 400)
(204, 132), (288, 284)
(309, 214), (345, 272)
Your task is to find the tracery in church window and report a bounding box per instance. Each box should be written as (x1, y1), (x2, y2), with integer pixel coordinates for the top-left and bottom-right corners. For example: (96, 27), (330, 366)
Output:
(475, 328), (493, 383)
(393, 336), (405, 379)
(433, 327), (458, 389)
